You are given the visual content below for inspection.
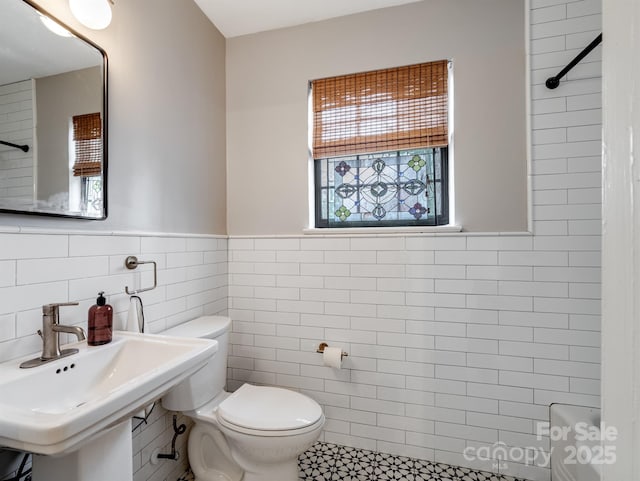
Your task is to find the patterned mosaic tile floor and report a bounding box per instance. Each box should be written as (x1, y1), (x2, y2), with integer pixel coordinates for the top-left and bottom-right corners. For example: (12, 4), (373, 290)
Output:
(178, 441), (528, 481)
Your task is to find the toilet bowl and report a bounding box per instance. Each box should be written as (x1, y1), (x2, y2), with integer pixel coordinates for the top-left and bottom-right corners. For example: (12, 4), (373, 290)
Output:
(161, 316), (325, 481)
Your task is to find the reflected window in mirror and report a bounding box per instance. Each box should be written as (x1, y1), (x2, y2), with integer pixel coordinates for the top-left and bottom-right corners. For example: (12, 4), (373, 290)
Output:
(70, 113), (103, 217)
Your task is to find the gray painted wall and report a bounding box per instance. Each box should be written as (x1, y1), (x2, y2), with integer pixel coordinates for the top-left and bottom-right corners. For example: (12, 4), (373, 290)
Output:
(226, 0), (527, 234)
(1, 0), (227, 234)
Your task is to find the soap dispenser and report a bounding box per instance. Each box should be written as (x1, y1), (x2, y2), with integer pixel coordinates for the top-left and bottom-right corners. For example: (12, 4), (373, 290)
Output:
(88, 291), (113, 346)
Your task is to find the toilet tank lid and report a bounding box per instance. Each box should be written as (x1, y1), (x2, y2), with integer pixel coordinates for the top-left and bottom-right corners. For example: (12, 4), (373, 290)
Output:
(162, 316), (231, 339)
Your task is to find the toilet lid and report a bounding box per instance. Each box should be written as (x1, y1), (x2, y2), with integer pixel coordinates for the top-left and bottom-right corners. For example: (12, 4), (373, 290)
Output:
(217, 384), (323, 431)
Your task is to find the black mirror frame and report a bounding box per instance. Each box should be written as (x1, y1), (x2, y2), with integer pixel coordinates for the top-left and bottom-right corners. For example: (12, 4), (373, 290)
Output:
(0, 0), (108, 220)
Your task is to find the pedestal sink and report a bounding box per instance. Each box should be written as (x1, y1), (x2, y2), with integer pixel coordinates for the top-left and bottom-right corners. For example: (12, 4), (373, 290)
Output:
(0, 331), (218, 481)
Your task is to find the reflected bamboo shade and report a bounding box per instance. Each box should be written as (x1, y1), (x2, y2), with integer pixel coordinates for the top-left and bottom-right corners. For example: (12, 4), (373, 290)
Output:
(72, 112), (102, 177)
(312, 60), (449, 159)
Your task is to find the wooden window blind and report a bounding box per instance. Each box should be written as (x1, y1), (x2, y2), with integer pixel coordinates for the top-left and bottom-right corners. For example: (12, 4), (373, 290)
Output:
(72, 112), (102, 177)
(312, 60), (449, 159)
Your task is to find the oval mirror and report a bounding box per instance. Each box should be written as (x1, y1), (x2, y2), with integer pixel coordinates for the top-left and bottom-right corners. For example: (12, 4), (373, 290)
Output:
(0, 0), (107, 219)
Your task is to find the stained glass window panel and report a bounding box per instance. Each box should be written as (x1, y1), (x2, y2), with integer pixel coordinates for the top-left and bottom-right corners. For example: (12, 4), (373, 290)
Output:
(315, 148), (448, 228)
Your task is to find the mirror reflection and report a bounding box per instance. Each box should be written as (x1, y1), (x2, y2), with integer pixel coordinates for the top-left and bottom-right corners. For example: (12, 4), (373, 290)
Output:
(0, 0), (107, 219)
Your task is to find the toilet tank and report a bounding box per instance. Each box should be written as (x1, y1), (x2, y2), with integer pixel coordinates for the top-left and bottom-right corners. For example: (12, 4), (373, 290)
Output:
(161, 316), (231, 411)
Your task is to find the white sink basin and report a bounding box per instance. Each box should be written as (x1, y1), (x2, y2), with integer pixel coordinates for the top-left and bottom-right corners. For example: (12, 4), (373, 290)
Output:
(0, 331), (217, 455)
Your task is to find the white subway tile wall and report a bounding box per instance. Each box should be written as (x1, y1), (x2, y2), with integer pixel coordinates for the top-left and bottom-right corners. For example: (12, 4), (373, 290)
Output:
(0, 80), (34, 208)
(225, 2), (602, 481)
(0, 233), (227, 481)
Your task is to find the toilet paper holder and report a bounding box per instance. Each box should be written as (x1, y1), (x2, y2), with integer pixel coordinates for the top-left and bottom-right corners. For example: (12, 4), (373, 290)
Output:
(316, 342), (349, 360)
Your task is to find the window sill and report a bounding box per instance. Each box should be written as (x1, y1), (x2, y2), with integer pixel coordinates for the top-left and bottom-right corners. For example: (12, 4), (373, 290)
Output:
(303, 225), (463, 236)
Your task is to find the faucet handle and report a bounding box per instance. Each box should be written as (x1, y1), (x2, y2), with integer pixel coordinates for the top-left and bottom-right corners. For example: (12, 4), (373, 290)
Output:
(42, 302), (79, 316)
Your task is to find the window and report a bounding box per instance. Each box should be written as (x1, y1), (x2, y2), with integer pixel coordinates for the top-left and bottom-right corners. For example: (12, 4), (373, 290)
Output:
(71, 113), (103, 216)
(312, 60), (450, 228)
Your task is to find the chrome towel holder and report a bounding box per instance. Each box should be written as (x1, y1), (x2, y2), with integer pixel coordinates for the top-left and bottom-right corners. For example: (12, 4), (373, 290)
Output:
(124, 256), (157, 295)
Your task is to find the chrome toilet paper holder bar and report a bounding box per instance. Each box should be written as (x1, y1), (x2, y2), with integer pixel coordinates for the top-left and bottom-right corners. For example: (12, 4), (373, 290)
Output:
(124, 256), (157, 295)
(316, 342), (349, 359)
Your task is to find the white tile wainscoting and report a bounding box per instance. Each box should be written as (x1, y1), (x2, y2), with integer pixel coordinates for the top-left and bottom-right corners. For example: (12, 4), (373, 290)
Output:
(0, 231), (228, 481)
(226, 230), (600, 481)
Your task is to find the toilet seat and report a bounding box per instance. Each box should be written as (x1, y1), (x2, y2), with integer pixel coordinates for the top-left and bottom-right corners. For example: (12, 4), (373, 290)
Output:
(215, 384), (324, 436)
(217, 412), (325, 437)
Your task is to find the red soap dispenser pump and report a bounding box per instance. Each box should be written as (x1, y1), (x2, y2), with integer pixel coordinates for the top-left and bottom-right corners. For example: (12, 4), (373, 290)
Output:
(88, 291), (113, 346)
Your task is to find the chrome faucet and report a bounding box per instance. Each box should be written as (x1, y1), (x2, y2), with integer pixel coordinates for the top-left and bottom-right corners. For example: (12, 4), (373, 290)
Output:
(20, 302), (86, 369)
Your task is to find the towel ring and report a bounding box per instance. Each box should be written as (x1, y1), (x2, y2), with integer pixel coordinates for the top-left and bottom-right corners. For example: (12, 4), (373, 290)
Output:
(124, 256), (157, 295)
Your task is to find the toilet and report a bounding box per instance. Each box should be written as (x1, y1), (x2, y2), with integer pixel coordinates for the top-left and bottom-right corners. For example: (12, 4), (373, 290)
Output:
(161, 316), (325, 481)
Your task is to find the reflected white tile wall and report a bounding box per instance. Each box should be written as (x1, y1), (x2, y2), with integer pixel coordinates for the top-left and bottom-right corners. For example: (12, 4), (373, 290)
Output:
(0, 80), (34, 207)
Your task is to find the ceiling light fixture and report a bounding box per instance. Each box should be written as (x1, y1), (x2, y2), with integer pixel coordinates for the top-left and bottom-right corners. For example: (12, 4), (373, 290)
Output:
(69, 0), (114, 30)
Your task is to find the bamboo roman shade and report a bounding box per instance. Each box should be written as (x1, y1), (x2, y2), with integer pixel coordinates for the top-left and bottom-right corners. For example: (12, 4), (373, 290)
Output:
(72, 113), (102, 177)
(312, 60), (449, 159)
